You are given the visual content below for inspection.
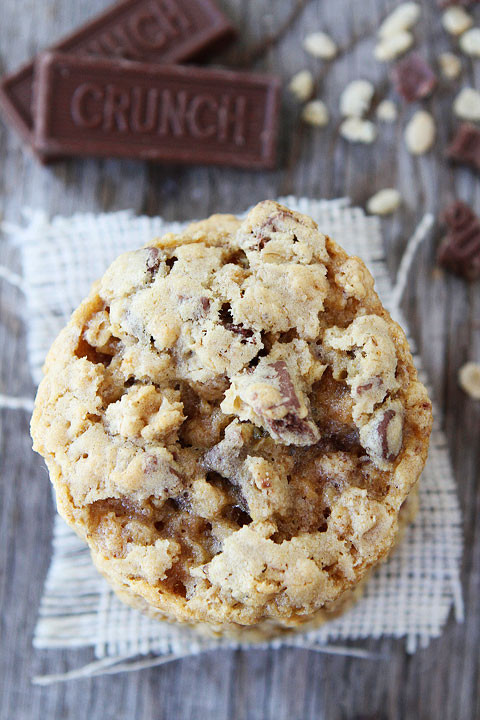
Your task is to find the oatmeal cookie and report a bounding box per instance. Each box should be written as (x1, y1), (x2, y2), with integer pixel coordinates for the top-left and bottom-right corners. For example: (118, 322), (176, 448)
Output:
(31, 201), (432, 631)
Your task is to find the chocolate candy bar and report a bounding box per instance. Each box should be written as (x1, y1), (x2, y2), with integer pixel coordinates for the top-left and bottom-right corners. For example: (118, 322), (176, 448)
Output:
(34, 53), (280, 169)
(0, 0), (236, 148)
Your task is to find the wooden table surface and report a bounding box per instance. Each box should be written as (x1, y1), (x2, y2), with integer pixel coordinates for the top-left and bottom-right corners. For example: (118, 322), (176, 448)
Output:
(0, 1), (479, 718)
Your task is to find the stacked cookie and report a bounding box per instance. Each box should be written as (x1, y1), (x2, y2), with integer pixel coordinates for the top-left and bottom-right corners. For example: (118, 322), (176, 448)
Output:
(31, 201), (432, 635)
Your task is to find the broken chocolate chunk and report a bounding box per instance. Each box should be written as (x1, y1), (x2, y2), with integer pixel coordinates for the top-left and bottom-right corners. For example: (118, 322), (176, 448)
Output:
(377, 409), (397, 462)
(376, 408), (403, 463)
(269, 412), (319, 445)
(248, 209), (298, 251)
(261, 361), (320, 446)
(222, 356), (320, 446)
(219, 303), (255, 343)
(145, 247), (161, 273)
(357, 382), (373, 394)
(392, 53), (437, 102)
(270, 361), (301, 411)
(447, 123), (480, 172)
(248, 233), (271, 252)
(200, 297), (211, 313)
(438, 200), (480, 280)
(219, 303), (233, 324)
(356, 376), (383, 396)
(261, 210), (294, 233)
(226, 325), (255, 342)
(359, 403), (403, 467)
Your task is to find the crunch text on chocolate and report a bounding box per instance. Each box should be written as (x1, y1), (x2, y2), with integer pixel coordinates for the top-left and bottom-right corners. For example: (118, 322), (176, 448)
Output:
(70, 83), (247, 145)
(34, 53), (280, 168)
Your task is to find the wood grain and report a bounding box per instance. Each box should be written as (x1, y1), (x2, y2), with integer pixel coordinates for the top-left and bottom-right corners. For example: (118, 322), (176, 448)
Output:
(0, 1), (479, 719)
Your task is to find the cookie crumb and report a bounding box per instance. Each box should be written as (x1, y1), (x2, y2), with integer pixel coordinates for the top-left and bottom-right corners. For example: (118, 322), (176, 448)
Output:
(367, 189), (402, 215)
(340, 117), (377, 144)
(438, 52), (462, 79)
(405, 111), (436, 154)
(289, 70), (314, 101)
(378, 3), (421, 38)
(453, 87), (480, 121)
(301, 100), (329, 126)
(375, 31), (414, 62)
(459, 27), (480, 57)
(303, 31), (338, 59)
(458, 362), (480, 399)
(376, 100), (398, 122)
(442, 6), (473, 35)
(340, 79), (375, 117)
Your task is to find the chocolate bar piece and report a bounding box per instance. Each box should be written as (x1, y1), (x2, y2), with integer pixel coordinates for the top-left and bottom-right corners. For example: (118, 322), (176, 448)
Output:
(447, 123), (480, 172)
(438, 200), (480, 281)
(34, 53), (280, 169)
(392, 53), (436, 102)
(0, 0), (236, 148)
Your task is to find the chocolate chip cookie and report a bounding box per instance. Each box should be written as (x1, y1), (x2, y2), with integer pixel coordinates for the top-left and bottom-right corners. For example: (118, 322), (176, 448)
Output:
(31, 201), (432, 632)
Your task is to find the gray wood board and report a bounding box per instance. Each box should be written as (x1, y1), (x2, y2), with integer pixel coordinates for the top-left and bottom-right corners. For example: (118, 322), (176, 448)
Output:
(0, 1), (479, 718)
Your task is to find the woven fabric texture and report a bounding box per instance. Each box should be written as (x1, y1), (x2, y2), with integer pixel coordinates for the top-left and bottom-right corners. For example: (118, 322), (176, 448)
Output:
(2, 197), (463, 681)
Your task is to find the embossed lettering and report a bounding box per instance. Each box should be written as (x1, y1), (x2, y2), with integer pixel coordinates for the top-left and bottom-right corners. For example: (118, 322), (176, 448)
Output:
(218, 95), (247, 145)
(131, 87), (159, 132)
(85, 26), (134, 58)
(149, 0), (191, 37)
(84, 0), (192, 59)
(186, 95), (217, 138)
(157, 0), (191, 33)
(158, 90), (187, 136)
(103, 85), (130, 131)
(71, 83), (103, 128)
(129, 10), (168, 50)
(233, 97), (247, 145)
(70, 82), (252, 144)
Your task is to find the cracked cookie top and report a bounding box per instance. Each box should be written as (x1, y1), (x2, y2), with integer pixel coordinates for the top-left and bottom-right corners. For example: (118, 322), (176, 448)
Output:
(31, 201), (432, 627)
